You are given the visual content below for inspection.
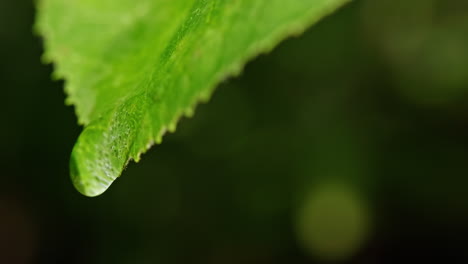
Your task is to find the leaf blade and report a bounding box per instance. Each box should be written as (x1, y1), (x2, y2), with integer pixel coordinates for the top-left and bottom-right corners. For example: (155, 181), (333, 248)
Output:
(37, 0), (349, 196)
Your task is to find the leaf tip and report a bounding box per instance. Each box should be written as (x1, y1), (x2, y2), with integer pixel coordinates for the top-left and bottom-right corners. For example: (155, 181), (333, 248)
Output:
(70, 153), (108, 197)
(69, 127), (120, 197)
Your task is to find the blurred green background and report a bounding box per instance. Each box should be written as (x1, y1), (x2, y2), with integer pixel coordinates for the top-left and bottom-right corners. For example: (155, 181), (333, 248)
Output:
(2, 0), (468, 263)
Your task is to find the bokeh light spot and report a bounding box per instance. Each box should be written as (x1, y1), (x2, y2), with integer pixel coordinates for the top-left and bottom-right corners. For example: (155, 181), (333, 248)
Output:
(295, 183), (371, 261)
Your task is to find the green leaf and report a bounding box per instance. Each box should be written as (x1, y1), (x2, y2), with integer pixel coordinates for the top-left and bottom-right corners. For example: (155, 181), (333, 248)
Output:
(36, 0), (349, 196)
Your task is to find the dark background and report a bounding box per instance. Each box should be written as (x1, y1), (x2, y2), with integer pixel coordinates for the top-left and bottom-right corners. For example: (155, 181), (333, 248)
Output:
(2, 0), (468, 263)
